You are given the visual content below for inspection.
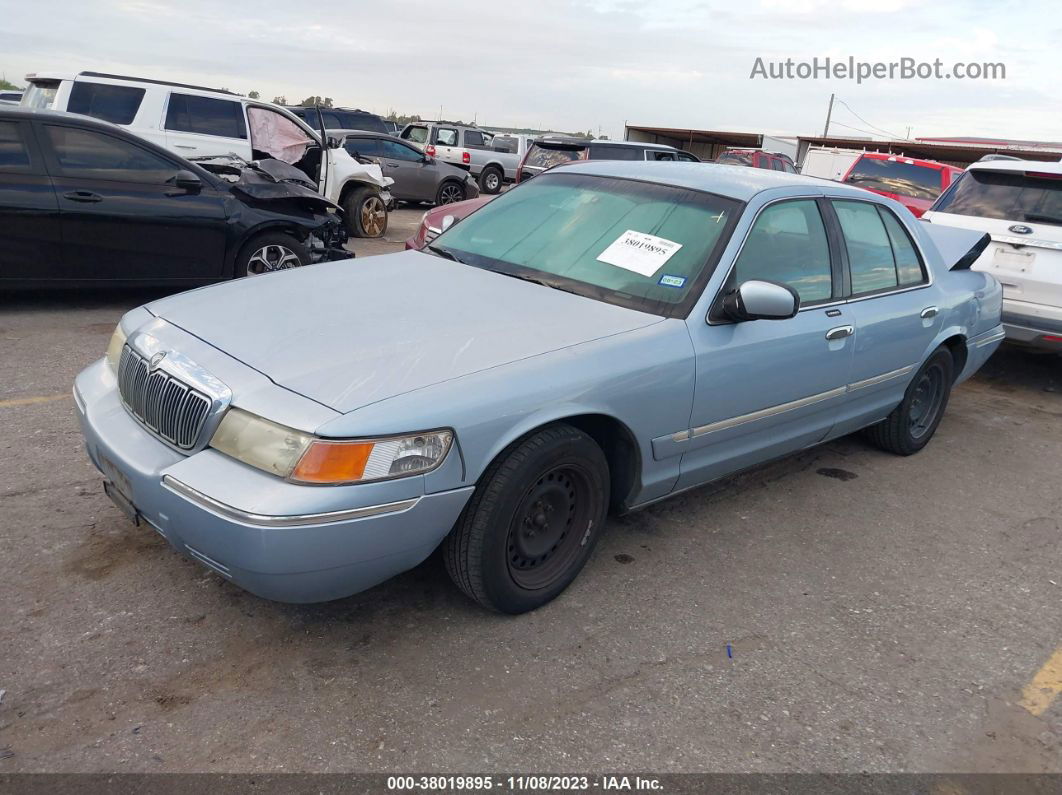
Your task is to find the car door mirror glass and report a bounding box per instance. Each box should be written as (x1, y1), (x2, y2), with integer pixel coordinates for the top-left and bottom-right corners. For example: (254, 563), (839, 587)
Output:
(441, 214), (456, 232)
(720, 280), (799, 322)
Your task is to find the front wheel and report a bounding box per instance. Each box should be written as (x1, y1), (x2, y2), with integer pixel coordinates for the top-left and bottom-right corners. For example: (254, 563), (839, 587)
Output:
(444, 424), (610, 614)
(344, 187), (388, 238)
(865, 346), (955, 455)
(436, 180), (466, 206)
(235, 232), (308, 277)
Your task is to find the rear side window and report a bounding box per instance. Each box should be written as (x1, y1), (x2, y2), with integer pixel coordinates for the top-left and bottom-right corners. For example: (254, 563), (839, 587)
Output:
(731, 199), (833, 304)
(44, 125), (177, 183)
(933, 169), (1062, 226)
(165, 93), (247, 139)
(67, 82), (145, 125)
(677, 152), (698, 162)
(590, 144), (642, 161)
(833, 200), (926, 294)
(344, 137), (383, 158)
(845, 156), (941, 200)
(0, 121), (31, 172)
(434, 128), (458, 147)
(525, 143), (585, 169)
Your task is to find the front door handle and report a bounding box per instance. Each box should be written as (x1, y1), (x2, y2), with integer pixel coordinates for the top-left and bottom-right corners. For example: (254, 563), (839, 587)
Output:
(62, 190), (103, 203)
(920, 306), (939, 319)
(174, 144), (196, 150)
(825, 325), (854, 341)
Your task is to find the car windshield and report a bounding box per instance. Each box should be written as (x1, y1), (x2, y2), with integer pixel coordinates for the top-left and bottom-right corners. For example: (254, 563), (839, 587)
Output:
(933, 169), (1062, 226)
(718, 152), (752, 166)
(525, 143), (585, 169)
(430, 172), (741, 317)
(845, 156), (941, 200)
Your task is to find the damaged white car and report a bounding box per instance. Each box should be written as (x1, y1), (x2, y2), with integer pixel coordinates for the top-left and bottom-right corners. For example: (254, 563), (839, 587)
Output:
(21, 70), (394, 237)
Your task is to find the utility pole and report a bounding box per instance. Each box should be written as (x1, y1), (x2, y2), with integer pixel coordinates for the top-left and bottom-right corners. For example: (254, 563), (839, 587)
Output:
(822, 93), (835, 138)
(905, 125), (911, 139)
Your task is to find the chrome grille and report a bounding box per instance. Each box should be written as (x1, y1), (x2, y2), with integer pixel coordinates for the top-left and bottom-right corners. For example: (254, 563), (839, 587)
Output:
(117, 345), (211, 450)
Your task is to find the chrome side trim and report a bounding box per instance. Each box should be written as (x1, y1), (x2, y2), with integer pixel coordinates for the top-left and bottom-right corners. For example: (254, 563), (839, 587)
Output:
(847, 364), (915, 392)
(975, 328), (1006, 347)
(690, 386), (848, 438)
(162, 475), (420, 528)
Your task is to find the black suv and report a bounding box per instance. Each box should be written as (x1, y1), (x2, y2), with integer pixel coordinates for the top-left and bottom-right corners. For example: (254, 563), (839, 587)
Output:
(517, 138), (698, 182)
(0, 107), (348, 288)
(285, 106), (389, 135)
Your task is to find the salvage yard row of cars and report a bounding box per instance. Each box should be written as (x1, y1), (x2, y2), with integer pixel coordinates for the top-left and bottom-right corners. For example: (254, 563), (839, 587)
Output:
(3, 66), (1058, 615)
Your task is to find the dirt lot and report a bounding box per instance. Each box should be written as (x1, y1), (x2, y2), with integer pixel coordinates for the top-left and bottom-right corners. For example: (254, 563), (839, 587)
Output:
(1, 207), (1060, 773)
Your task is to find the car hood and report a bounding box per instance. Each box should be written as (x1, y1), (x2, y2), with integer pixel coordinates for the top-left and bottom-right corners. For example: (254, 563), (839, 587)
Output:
(147, 251), (662, 414)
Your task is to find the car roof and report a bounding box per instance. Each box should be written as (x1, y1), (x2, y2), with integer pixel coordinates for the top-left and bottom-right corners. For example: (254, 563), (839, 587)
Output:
(965, 158), (1062, 175)
(332, 129), (406, 140)
(556, 160), (862, 201)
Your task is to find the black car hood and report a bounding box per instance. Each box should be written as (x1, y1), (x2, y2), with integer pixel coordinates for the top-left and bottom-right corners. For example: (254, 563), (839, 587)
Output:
(193, 156), (340, 213)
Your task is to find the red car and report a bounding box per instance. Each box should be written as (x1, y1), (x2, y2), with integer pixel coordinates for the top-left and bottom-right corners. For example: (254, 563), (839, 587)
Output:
(840, 152), (963, 217)
(406, 197), (491, 250)
(716, 149), (796, 172)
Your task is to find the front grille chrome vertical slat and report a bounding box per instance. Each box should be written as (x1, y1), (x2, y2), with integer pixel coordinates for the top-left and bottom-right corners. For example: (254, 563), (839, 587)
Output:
(115, 345), (212, 450)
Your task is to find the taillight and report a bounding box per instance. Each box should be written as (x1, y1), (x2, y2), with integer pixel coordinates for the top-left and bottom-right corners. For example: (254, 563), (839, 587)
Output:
(462, 151), (470, 165)
(426, 145), (436, 157)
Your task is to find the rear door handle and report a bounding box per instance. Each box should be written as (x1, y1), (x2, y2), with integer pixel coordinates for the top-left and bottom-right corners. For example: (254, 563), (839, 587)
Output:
(920, 306), (939, 319)
(62, 190), (103, 203)
(825, 325), (854, 341)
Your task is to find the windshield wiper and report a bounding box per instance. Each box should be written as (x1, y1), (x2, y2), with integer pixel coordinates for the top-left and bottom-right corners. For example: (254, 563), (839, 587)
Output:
(1024, 212), (1062, 226)
(426, 244), (467, 264)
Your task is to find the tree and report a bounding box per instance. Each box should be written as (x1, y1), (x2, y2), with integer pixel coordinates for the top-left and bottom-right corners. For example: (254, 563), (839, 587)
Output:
(0, 77), (22, 91)
(300, 96), (333, 108)
(271, 95), (287, 105)
(247, 90), (260, 100)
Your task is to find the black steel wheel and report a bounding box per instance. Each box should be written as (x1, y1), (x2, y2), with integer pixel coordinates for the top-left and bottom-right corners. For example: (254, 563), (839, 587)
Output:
(444, 423), (609, 614)
(865, 346), (954, 455)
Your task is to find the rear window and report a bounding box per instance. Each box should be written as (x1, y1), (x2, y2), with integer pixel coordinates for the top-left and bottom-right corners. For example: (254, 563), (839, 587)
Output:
(22, 81), (59, 109)
(717, 152), (751, 166)
(492, 136), (518, 154)
(590, 144), (643, 161)
(845, 156), (941, 200)
(165, 93), (247, 139)
(525, 142), (585, 169)
(334, 110), (387, 134)
(933, 169), (1062, 226)
(68, 82), (145, 125)
(403, 125), (429, 144)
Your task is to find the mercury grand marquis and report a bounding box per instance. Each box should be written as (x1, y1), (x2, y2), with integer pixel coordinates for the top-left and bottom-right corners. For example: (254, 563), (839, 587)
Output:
(74, 161), (1005, 613)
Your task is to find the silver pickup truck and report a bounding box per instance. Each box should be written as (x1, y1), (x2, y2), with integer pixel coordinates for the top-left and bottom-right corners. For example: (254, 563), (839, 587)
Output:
(399, 122), (532, 194)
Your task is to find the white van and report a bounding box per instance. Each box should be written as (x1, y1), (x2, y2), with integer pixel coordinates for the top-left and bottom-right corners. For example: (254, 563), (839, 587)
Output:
(21, 71), (393, 237)
(923, 159), (1062, 350)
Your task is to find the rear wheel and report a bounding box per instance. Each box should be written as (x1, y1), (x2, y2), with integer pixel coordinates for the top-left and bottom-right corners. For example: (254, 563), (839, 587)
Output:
(344, 187), (388, 238)
(478, 166), (503, 194)
(444, 424), (609, 614)
(865, 347), (954, 455)
(235, 232), (308, 277)
(436, 180), (466, 206)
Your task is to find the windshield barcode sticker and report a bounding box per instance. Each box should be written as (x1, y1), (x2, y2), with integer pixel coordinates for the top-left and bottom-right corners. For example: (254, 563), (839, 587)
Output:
(596, 230), (683, 277)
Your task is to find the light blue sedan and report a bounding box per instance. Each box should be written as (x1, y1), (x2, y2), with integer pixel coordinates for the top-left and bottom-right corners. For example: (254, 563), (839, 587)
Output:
(74, 161), (1004, 613)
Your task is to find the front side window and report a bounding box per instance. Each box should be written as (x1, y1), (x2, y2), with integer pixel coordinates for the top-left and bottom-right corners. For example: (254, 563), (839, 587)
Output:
(650, 151), (676, 161)
(431, 172), (740, 317)
(932, 169), (1062, 225)
(381, 140), (421, 161)
(730, 199), (832, 304)
(844, 156), (941, 200)
(435, 128), (458, 147)
(45, 125), (177, 183)
(68, 82), (145, 125)
(165, 93), (247, 139)
(344, 137), (383, 158)
(833, 200), (901, 294)
(677, 152), (698, 162)
(0, 121), (31, 172)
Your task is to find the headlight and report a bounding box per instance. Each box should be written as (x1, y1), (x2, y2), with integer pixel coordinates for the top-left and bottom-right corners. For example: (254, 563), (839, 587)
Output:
(105, 324), (127, 371)
(209, 407), (453, 485)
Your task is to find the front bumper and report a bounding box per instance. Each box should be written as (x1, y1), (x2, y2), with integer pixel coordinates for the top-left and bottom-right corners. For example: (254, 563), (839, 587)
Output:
(73, 359), (473, 603)
(1001, 299), (1062, 350)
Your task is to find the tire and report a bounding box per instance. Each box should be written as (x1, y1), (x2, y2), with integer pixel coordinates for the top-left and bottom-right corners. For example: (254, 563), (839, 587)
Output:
(444, 423), (610, 614)
(235, 232), (309, 277)
(864, 346), (955, 456)
(436, 180), (466, 206)
(478, 166), (503, 195)
(343, 187), (388, 238)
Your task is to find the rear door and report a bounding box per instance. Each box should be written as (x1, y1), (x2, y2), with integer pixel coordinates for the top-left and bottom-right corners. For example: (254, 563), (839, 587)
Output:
(0, 118), (62, 280)
(163, 92), (252, 159)
(40, 121), (229, 281)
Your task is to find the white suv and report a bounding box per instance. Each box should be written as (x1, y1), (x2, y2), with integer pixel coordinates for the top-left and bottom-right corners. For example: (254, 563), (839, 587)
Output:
(21, 71), (393, 237)
(923, 159), (1062, 351)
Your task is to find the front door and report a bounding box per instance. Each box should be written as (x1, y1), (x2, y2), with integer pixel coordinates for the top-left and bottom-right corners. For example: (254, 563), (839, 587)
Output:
(678, 198), (854, 490)
(39, 122), (228, 282)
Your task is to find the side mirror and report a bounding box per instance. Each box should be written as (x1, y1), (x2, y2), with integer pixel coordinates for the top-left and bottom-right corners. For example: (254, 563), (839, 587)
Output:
(327, 136), (341, 149)
(440, 214), (456, 232)
(720, 280), (799, 322)
(171, 170), (202, 192)
(422, 154), (436, 165)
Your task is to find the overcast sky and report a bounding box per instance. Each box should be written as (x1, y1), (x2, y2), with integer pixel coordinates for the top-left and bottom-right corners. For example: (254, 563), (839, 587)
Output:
(1, 0), (1058, 142)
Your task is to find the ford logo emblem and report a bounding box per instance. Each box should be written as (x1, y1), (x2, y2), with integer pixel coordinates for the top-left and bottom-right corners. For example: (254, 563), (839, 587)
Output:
(1008, 224), (1033, 235)
(149, 351), (168, 371)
